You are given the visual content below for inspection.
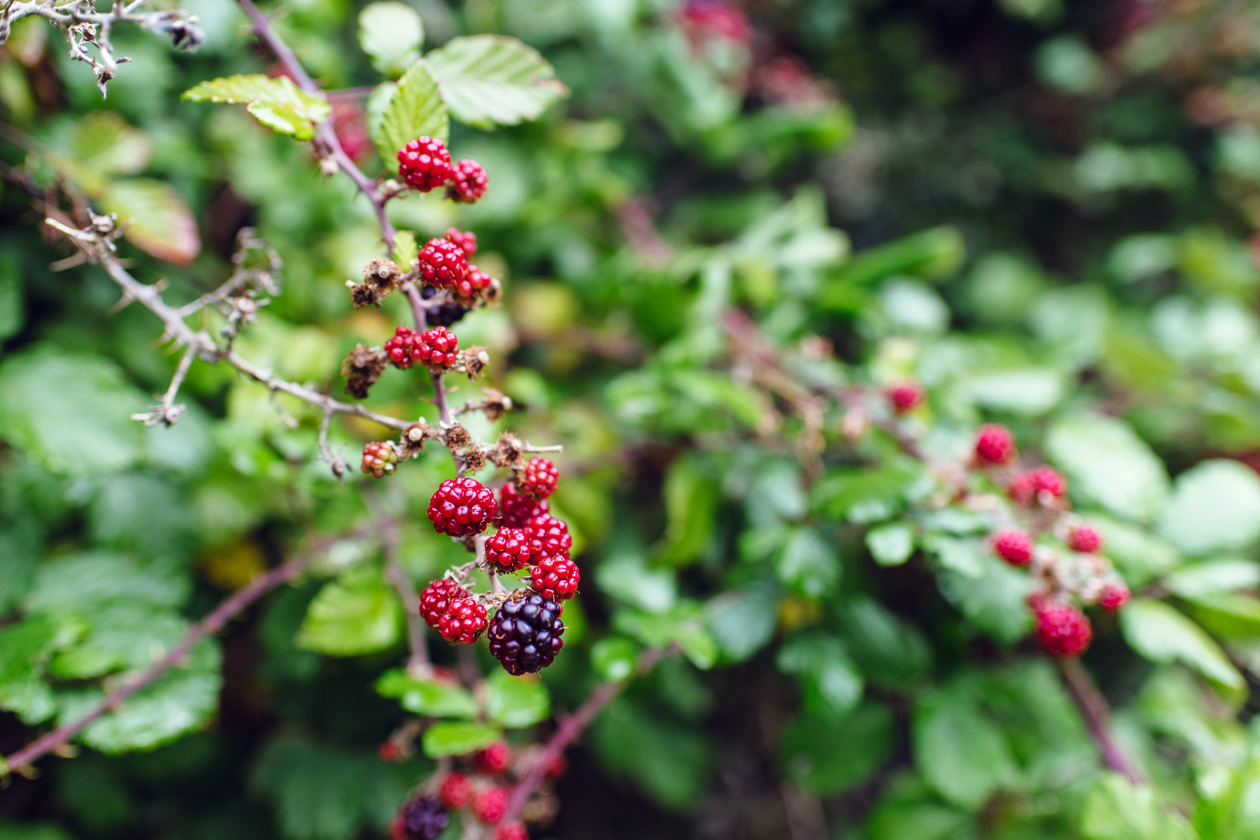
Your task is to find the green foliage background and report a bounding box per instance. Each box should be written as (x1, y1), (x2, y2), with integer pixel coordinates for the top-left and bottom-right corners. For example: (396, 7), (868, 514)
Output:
(5, 0), (1260, 838)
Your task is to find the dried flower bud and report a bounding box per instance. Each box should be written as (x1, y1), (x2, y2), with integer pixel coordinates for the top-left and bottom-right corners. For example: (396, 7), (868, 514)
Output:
(350, 283), (383, 309)
(462, 446), (487, 473)
(341, 344), (388, 399)
(445, 424), (473, 450)
(363, 258), (403, 289)
(399, 420), (436, 459)
(483, 392), (514, 425)
(462, 346), (490, 379)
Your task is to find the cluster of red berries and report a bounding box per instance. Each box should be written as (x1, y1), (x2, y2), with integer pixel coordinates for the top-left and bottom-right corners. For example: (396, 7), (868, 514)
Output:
(886, 382), (925, 414)
(418, 460), (576, 674)
(968, 422), (1131, 658)
(384, 325), (461, 371)
(420, 740), (562, 840)
(397, 136), (488, 203)
(361, 440), (399, 478)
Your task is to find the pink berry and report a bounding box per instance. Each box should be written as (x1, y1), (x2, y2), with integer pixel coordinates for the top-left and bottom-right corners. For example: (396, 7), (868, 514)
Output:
(530, 555), (580, 600)
(474, 741), (511, 775)
(485, 528), (533, 573)
(519, 457), (559, 501)
(1069, 526), (1103, 554)
(887, 382), (925, 414)
(1099, 582), (1131, 611)
(472, 787), (509, 824)
(418, 238), (469, 289)
(419, 579), (467, 629)
(438, 597), (488, 645)
(1035, 603), (1092, 657)
(446, 159), (488, 203)
(992, 531), (1034, 567)
(974, 423), (1017, 465)
(524, 514), (572, 558)
(428, 477), (498, 537)
(445, 227), (477, 259)
(438, 773), (473, 810)
(397, 136), (454, 193)
(498, 482), (548, 529)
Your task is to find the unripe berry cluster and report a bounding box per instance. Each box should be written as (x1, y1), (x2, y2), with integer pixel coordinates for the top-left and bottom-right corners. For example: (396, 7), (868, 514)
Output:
(967, 422), (1130, 658)
(397, 137), (489, 204)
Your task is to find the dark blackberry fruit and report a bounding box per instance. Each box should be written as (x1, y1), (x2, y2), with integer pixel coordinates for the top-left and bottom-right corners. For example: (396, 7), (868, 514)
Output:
(420, 284), (468, 328)
(389, 795), (449, 840)
(488, 594), (565, 676)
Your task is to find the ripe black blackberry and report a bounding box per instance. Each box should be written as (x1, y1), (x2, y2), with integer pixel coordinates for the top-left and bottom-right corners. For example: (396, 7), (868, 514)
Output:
(389, 795), (449, 840)
(420, 284), (468, 328)
(488, 594), (565, 675)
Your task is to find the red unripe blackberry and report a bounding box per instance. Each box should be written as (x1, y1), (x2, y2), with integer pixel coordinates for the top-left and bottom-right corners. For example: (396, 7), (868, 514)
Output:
(452, 265), (493, 306)
(474, 740), (511, 775)
(438, 773), (473, 810)
(416, 326), (459, 371)
(485, 528), (533, 573)
(428, 477), (498, 536)
(519, 457), (559, 501)
(385, 326), (424, 369)
(1010, 465), (1068, 506)
(389, 796), (449, 840)
(445, 227), (477, 259)
(1035, 603), (1092, 658)
(544, 753), (567, 779)
(992, 531), (1033, 567)
(361, 441), (399, 477)
(524, 514), (572, 558)
(530, 555), (580, 601)
(887, 382), (925, 414)
(378, 741), (404, 762)
(397, 136), (454, 193)
(487, 593), (565, 676)
(1069, 525), (1103, 554)
(418, 238), (469, 289)
(1099, 581), (1131, 611)
(974, 423), (1017, 465)
(438, 597), (488, 644)
(472, 787), (509, 824)
(498, 482), (548, 529)
(420, 579), (467, 629)
(494, 822), (529, 840)
(446, 159), (488, 203)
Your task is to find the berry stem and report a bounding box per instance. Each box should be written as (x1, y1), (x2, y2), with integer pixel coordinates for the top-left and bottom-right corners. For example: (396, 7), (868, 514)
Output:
(0, 527), (369, 778)
(500, 646), (672, 824)
(1058, 657), (1143, 784)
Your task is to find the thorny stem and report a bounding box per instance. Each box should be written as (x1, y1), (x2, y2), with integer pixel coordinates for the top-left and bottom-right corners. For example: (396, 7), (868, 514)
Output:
(0, 528), (369, 778)
(501, 647), (672, 824)
(236, 0), (396, 250)
(1058, 658), (1143, 785)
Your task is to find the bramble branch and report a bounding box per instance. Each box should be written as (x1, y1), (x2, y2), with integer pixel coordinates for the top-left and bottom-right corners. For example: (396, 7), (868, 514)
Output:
(0, 527), (370, 778)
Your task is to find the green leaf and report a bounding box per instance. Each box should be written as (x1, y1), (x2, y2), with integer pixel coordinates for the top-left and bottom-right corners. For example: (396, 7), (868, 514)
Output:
(23, 551), (189, 614)
(1165, 558), (1260, 598)
(655, 454), (720, 566)
(0, 613), (60, 724)
(1083, 773), (1197, 840)
(486, 669), (550, 729)
(955, 368), (1065, 415)
(1160, 460), (1260, 556)
(923, 534), (984, 578)
(1046, 415), (1170, 524)
(297, 566), (402, 657)
(914, 686), (1020, 809)
(422, 721), (501, 758)
(614, 603), (717, 669)
(706, 585), (778, 662)
(56, 638), (221, 753)
(425, 35), (568, 128)
(0, 349), (147, 477)
(70, 111), (151, 177)
(777, 633), (863, 718)
(865, 777), (973, 840)
(375, 669), (478, 719)
(0, 257), (22, 342)
(866, 522), (915, 566)
(391, 230), (418, 268)
(373, 60), (448, 164)
(781, 703), (894, 795)
(591, 637), (641, 682)
(810, 459), (931, 524)
(938, 553), (1033, 644)
(357, 2), (424, 78)
(182, 74), (330, 140)
(1121, 598), (1244, 692)
(776, 529), (840, 598)
(592, 697), (712, 810)
(838, 598), (932, 688)
(100, 179), (201, 265)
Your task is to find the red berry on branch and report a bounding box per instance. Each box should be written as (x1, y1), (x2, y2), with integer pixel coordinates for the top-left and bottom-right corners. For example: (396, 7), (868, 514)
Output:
(488, 593), (565, 676)
(438, 597), (488, 644)
(385, 326), (423, 369)
(418, 238), (469, 289)
(1010, 465), (1068, 506)
(428, 477), (498, 537)
(438, 773), (474, 810)
(1034, 603), (1092, 657)
(524, 513), (572, 558)
(397, 136), (454, 193)
(361, 441), (399, 477)
(445, 227), (477, 259)
(452, 265), (493, 306)
(992, 531), (1033, 567)
(474, 740), (512, 775)
(378, 741), (404, 762)
(485, 528), (533, 573)
(498, 482), (548, 529)
(519, 457), (559, 501)
(887, 382), (925, 414)
(1099, 581), (1131, 611)
(530, 555), (580, 600)
(472, 787), (509, 824)
(494, 822), (529, 840)
(419, 579), (467, 629)
(446, 158), (488, 203)
(1069, 525), (1103, 554)
(417, 326), (460, 371)
(974, 423), (1017, 465)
